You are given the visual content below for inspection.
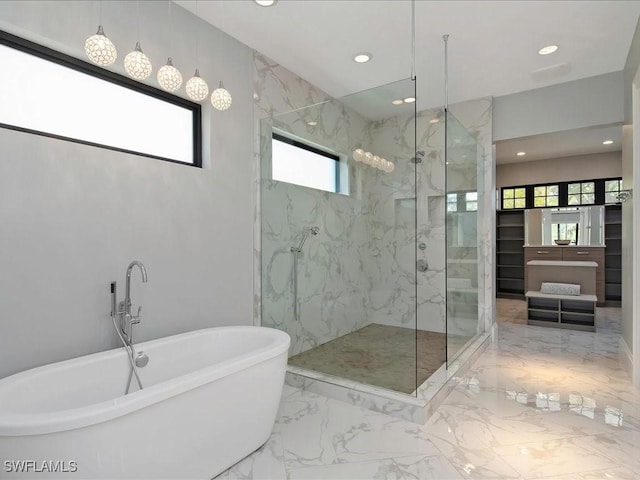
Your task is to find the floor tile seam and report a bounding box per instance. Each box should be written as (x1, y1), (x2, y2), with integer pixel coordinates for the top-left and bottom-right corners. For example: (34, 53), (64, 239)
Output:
(284, 452), (419, 473)
(387, 454), (459, 480)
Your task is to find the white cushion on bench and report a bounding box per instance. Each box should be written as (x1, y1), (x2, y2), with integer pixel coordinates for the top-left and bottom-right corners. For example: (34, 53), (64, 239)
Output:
(540, 282), (581, 296)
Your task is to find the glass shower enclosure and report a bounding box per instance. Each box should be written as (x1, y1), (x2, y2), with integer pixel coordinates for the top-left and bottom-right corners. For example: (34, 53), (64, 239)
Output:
(260, 77), (484, 399)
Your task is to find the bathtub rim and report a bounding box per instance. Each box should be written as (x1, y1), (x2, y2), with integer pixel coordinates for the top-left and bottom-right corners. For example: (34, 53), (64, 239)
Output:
(0, 326), (290, 437)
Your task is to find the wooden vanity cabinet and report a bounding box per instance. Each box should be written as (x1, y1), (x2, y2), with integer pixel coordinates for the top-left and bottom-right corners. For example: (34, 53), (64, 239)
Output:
(524, 246), (605, 305)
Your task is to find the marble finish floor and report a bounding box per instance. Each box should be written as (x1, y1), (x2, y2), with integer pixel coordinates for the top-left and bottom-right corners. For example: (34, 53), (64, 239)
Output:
(288, 324), (453, 394)
(216, 303), (639, 479)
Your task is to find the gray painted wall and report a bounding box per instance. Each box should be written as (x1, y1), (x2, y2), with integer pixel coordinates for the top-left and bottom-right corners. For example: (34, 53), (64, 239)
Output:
(0, 1), (254, 378)
(621, 125), (633, 355)
(622, 16), (640, 361)
(496, 151), (622, 189)
(494, 72), (624, 142)
(624, 17), (640, 123)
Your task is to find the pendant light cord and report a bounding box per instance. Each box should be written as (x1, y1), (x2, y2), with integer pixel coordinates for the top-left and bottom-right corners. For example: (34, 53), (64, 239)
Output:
(411, 0), (416, 80)
(195, 0), (199, 67)
(168, 0), (173, 56)
(443, 34), (449, 110)
(136, 0), (140, 42)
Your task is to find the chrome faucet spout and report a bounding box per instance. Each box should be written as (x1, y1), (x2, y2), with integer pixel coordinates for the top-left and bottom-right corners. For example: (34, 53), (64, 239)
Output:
(110, 260), (148, 395)
(125, 260), (148, 310)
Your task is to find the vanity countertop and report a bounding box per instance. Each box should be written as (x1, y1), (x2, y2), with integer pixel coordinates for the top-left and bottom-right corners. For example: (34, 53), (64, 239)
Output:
(527, 260), (598, 267)
(523, 244), (606, 248)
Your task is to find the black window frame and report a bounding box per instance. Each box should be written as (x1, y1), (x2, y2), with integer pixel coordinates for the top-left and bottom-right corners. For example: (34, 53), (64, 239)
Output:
(603, 178), (624, 204)
(567, 180), (596, 206)
(500, 177), (622, 210)
(532, 183), (560, 208)
(271, 131), (342, 194)
(501, 186), (527, 210)
(0, 29), (202, 168)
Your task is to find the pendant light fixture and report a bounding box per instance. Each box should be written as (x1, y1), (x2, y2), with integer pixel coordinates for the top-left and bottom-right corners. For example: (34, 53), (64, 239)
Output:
(85, 1), (117, 66)
(186, 1), (209, 102)
(124, 1), (152, 80)
(211, 81), (232, 111)
(157, 1), (183, 92)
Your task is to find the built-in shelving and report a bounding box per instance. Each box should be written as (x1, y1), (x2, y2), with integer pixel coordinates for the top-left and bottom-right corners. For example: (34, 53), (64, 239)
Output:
(496, 210), (525, 298)
(604, 205), (622, 305)
(526, 291), (596, 332)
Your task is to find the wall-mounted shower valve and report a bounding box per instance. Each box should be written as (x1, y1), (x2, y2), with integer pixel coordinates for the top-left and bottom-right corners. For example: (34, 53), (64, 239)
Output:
(417, 259), (429, 272)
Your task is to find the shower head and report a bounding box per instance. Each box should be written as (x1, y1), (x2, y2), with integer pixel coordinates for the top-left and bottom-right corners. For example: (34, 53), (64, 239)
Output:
(292, 226), (320, 253)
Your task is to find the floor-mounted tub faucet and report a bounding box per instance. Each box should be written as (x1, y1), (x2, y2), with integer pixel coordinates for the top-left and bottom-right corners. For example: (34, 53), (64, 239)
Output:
(110, 260), (148, 394)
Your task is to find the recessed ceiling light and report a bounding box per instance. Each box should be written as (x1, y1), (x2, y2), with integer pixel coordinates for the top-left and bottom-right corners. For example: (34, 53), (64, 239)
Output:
(403, 97), (416, 103)
(392, 99), (404, 105)
(538, 45), (558, 55)
(307, 121), (317, 126)
(353, 52), (372, 63)
(429, 118), (439, 124)
(517, 151), (526, 156)
(602, 140), (614, 145)
(255, 0), (277, 6)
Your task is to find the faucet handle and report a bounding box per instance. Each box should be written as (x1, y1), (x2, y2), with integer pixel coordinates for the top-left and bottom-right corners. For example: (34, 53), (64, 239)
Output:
(131, 306), (143, 325)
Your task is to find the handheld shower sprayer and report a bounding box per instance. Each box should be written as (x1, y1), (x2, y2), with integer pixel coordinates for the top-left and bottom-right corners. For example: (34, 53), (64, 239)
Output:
(292, 226), (320, 253)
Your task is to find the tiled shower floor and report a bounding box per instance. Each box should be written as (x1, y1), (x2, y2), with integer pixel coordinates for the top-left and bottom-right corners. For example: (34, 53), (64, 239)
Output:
(288, 324), (466, 394)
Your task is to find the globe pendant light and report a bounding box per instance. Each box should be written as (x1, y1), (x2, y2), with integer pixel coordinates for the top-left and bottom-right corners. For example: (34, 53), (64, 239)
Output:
(186, 69), (209, 102)
(211, 81), (232, 111)
(85, 1), (116, 66)
(125, 42), (152, 80)
(157, 57), (183, 92)
(186, 1), (209, 102)
(124, 1), (152, 80)
(157, 1), (182, 93)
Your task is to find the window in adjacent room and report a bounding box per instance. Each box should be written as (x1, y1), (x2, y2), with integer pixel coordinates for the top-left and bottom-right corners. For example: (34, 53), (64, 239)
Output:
(604, 179), (623, 204)
(568, 181), (595, 205)
(271, 132), (347, 195)
(533, 184), (559, 207)
(502, 187), (526, 209)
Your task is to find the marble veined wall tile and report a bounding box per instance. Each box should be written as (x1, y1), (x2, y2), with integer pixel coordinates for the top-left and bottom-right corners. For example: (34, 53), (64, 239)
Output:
(254, 49), (495, 361)
(255, 53), (374, 355)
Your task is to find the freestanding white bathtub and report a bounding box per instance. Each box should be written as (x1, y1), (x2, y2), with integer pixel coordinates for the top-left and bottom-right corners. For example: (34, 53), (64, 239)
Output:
(0, 326), (290, 479)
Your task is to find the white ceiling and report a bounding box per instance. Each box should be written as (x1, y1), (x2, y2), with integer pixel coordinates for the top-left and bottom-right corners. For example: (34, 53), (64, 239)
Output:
(495, 124), (622, 164)
(176, 0), (640, 111)
(176, 0), (636, 164)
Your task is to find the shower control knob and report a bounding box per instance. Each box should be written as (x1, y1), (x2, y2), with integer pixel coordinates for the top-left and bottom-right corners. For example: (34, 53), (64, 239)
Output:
(417, 259), (429, 272)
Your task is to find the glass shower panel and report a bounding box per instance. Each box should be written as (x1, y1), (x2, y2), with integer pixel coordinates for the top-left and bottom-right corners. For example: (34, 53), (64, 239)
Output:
(260, 78), (418, 395)
(445, 111), (484, 362)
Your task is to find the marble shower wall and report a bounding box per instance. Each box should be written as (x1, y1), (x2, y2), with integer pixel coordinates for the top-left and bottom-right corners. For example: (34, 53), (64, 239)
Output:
(364, 102), (492, 337)
(254, 51), (494, 356)
(255, 52), (372, 355)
